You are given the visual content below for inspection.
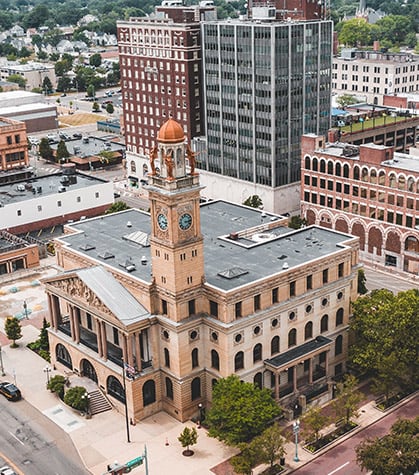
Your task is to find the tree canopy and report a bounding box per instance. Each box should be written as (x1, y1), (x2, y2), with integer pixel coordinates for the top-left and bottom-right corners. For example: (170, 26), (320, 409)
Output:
(349, 289), (419, 400)
(206, 375), (281, 445)
(356, 416), (419, 475)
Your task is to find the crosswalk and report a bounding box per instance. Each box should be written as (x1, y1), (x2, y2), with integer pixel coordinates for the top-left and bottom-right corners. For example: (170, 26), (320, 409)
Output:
(37, 167), (60, 175)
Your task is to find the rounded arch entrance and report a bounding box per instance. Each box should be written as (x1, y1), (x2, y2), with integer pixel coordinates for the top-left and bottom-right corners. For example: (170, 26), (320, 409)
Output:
(107, 375), (125, 403)
(81, 359), (98, 383)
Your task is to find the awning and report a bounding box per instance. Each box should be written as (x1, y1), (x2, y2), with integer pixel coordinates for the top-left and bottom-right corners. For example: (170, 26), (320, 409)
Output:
(264, 335), (332, 370)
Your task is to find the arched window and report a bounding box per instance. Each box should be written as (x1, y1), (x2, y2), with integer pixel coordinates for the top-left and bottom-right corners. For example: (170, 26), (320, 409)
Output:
(107, 375), (125, 403)
(288, 329), (297, 347)
(211, 350), (220, 370)
(405, 236), (419, 253)
(353, 166), (360, 181)
(253, 343), (262, 363)
(335, 162), (341, 177)
(370, 169), (377, 184)
(321, 314), (329, 333)
(164, 348), (170, 368)
(142, 163), (148, 175)
(305, 155), (311, 170)
(398, 175), (406, 190)
(142, 380), (156, 406)
(130, 160), (136, 173)
(192, 348), (199, 368)
(343, 164), (349, 178)
(254, 372), (262, 389)
(304, 322), (313, 340)
(234, 351), (244, 371)
(312, 157), (318, 171)
(378, 170), (385, 185)
(56, 343), (72, 369)
(327, 161), (333, 175)
(361, 167), (369, 182)
(165, 377), (173, 400)
(211, 378), (218, 389)
(407, 177), (415, 192)
(389, 173), (396, 188)
(320, 159), (326, 173)
(271, 336), (280, 355)
(336, 308), (344, 326)
(191, 377), (201, 400)
(335, 335), (343, 356)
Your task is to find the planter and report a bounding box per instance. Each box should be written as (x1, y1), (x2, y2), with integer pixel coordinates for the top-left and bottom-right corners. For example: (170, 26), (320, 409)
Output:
(303, 422), (358, 454)
(182, 450), (194, 457)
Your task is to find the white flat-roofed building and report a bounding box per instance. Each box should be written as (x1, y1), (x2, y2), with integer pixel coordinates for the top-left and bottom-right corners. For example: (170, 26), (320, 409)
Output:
(0, 170), (114, 234)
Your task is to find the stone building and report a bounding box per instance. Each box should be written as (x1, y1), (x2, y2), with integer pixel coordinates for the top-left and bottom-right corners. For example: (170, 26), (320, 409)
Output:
(43, 119), (360, 423)
(301, 134), (419, 275)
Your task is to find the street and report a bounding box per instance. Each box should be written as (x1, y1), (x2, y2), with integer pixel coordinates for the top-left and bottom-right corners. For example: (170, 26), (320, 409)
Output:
(292, 395), (418, 475)
(363, 265), (418, 293)
(0, 396), (88, 475)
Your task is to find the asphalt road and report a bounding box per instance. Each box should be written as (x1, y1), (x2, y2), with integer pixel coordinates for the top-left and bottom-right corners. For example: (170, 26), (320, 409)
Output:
(363, 265), (418, 293)
(292, 395), (418, 475)
(0, 396), (88, 475)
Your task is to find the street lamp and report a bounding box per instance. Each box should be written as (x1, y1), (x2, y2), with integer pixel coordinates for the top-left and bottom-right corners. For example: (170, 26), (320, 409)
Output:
(23, 300), (29, 320)
(197, 403), (203, 428)
(44, 365), (51, 386)
(82, 392), (91, 419)
(293, 419), (300, 462)
(0, 345), (5, 376)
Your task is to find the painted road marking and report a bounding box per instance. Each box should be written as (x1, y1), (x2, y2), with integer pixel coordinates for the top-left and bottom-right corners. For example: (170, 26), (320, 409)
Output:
(8, 431), (24, 446)
(327, 461), (350, 475)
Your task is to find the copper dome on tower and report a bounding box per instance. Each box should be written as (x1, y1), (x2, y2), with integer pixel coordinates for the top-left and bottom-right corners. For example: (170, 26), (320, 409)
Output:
(157, 118), (185, 144)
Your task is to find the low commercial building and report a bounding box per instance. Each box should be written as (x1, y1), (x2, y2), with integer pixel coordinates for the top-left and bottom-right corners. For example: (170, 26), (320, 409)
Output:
(43, 119), (360, 424)
(301, 134), (419, 275)
(0, 230), (40, 276)
(0, 167), (114, 235)
(0, 61), (56, 91)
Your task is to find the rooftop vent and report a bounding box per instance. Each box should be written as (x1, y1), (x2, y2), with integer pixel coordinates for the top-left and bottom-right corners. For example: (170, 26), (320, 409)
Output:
(229, 232), (239, 241)
(218, 267), (249, 280)
(79, 243), (95, 251)
(252, 233), (275, 243)
(126, 221), (132, 228)
(119, 259), (136, 272)
(141, 256), (147, 265)
(282, 262), (289, 269)
(98, 251), (114, 259)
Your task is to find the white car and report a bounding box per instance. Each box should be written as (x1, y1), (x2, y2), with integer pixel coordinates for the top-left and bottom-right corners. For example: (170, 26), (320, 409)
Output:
(0, 466), (17, 475)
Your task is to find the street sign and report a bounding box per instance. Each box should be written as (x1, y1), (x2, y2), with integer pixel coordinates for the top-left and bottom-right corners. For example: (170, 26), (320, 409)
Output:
(124, 456), (143, 472)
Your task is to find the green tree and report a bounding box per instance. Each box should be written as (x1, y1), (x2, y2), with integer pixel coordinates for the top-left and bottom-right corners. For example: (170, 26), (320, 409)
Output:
(39, 317), (50, 351)
(99, 150), (116, 164)
(357, 268), (367, 294)
(374, 15), (415, 46)
(92, 101), (100, 112)
(243, 195), (263, 208)
(7, 73), (26, 89)
(42, 77), (53, 94)
(338, 18), (373, 47)
(5, 316), (23, 348)
(301, 406), (330, 443)
(206, 375), (281, 445)
(256, 423), (287, 469)
(288, 215), (307, 229)
(106, 102), (114, 115)
(39, 138), (54, 161)
(350, 289), (419, 399)
(37, 51), (48, 61)
(356, 416), (419, 475)
(86, 83), (96, 98)
(332, 374), (362, 425)
(105, 201), (130, 214)
(56, 140), (70, 163)
(231, 438), (263, 475)
(178, 427), (198, 456)
(336, 94), (358, 109)
(22, 4), (49, 29)
(89, 52), (102, 67)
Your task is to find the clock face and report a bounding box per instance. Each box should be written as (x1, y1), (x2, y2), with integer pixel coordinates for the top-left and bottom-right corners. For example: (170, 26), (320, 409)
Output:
(179, 213), (193, 230)
(157, 213), (168, 231)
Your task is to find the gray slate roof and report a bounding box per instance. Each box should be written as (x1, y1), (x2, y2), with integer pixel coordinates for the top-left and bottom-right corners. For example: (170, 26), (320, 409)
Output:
(76, 266), (149, 325)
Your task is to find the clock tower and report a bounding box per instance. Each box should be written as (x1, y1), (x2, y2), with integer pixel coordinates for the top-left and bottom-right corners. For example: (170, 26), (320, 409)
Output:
(147, 119), (205, 322)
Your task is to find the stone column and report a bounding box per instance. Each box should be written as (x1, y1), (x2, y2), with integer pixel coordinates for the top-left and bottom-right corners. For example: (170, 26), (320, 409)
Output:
(101, 322), (108, 361)
(308, 357), (313, 384)
(121, 332), (127, 363)
(48, 294), (57, 330)
(274, 372), (280, 401)
(325, 351), (330, 378)
(127, 334), (134, 369)
(96, 319), (103, 358)
(74, 308), (80, 344)
(293, 365), (297, 393)
(134, 332), (141, 371)
(69, 305), (75, 341)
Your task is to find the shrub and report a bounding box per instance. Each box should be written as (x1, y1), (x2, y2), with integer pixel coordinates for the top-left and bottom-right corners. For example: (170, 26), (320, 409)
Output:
(48, 375), (66, 399)
(64, 386), (88, 411)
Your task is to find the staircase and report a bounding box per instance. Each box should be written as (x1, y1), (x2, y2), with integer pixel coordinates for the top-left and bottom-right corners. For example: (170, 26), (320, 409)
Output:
(88, 389), (113, 416)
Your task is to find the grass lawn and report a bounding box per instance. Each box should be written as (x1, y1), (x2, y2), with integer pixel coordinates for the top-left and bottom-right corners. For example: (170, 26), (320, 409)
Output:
(340, 115), (413, 134)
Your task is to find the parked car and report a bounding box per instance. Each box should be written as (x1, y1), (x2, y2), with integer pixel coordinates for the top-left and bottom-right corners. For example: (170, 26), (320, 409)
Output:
(0, 466), (17, 475)
(0, 382), (21, 401)
(72, 133), (82, 139)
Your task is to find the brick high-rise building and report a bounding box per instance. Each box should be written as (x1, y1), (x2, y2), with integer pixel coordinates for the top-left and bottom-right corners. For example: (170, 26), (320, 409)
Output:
(117, 3), (216, 188)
